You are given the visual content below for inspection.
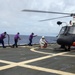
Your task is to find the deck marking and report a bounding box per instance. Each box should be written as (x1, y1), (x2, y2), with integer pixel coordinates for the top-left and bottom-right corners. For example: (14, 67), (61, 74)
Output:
(30, 48), (54, 55)
(19, 52), (68, 64)
(0, 48), (75, 75)
(62, 55), (75, 57)
(0, 52), (68, 71)
(20, 64), (75, 75)
(0, 63), (18, 70)
(0, 60), (15, 64)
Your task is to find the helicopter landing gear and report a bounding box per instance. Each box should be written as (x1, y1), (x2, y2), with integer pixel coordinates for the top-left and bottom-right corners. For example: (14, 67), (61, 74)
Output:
(64, 45), (71, 51)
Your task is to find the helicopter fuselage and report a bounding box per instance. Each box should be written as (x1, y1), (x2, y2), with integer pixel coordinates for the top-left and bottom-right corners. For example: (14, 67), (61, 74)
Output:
(57, 25), (75, 50)
(57, 34), (74, 46)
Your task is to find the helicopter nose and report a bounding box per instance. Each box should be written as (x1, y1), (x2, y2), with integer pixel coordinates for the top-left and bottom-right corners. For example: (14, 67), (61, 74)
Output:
(57, 36), (73, 46)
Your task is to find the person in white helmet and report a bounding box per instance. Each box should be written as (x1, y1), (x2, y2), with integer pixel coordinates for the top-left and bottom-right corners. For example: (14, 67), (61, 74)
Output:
(39, 36), (47, 49)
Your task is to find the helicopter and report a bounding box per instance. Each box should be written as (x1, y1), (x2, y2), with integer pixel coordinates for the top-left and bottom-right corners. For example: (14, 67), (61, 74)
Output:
(22, 9), (75, 51)
(56, 20), (75, 51)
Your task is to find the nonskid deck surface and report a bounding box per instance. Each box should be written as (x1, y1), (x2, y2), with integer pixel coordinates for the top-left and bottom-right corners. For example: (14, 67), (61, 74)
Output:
(0, 44), (75, 75)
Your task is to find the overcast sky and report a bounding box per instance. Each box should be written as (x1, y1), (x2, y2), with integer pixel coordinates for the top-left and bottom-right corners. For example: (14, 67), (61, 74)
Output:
(0, 0), (75, 36)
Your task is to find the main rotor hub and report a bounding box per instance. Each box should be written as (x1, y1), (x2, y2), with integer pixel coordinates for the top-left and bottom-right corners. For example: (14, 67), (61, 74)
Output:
(70, 14), (75, 17)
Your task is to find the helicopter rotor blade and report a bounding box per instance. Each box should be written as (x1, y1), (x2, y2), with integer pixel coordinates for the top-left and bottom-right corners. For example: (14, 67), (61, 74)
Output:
(22, 9), (71, 15)
(39, 16), (71, 22)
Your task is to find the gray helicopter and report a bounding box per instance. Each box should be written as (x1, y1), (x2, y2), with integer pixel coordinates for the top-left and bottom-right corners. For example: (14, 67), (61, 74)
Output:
(22, 9), (75, 51)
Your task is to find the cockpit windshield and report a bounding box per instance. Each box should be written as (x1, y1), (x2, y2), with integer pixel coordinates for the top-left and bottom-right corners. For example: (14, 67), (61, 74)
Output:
(59, 26), (75, 35)
(59, 26), (68, 35)
(68, 26), (75, 34)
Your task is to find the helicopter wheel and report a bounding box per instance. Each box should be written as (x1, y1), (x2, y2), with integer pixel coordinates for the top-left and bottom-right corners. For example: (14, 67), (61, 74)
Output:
(64, 46), (71, 51)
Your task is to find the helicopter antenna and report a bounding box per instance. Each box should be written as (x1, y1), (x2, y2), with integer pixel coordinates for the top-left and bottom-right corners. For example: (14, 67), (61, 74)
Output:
(39, 16), (70, 22)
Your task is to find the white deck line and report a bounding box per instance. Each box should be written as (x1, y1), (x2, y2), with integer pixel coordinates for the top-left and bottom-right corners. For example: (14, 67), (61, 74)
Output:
(0, 48), (74, 75)
(30, 48), (53, 55)
(0, 52), (68, 71)
(20, 64), (75, 75)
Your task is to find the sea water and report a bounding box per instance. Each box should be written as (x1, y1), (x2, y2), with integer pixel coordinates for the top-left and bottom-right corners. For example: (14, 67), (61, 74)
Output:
(4, 35), (57, 45)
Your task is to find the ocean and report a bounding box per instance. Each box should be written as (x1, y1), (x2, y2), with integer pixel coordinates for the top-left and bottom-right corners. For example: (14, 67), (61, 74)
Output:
(4, 35), (57, 45)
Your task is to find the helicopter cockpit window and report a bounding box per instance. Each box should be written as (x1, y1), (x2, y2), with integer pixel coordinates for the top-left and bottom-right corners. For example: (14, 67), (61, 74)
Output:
(68, 26), (75, 34)
(59, 26), (68, 35)
(59, 27), (65, 34)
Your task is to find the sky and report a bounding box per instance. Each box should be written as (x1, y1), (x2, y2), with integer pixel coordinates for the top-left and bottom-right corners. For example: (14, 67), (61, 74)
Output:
(0, 0), (75, 36)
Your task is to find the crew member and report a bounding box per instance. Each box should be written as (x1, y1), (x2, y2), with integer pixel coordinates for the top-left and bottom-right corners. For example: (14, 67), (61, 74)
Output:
(13, 32), (21, 48)
(28, 33), (37, 46)
(0, 32), (7, 48)
(39, 36), (47, 49)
